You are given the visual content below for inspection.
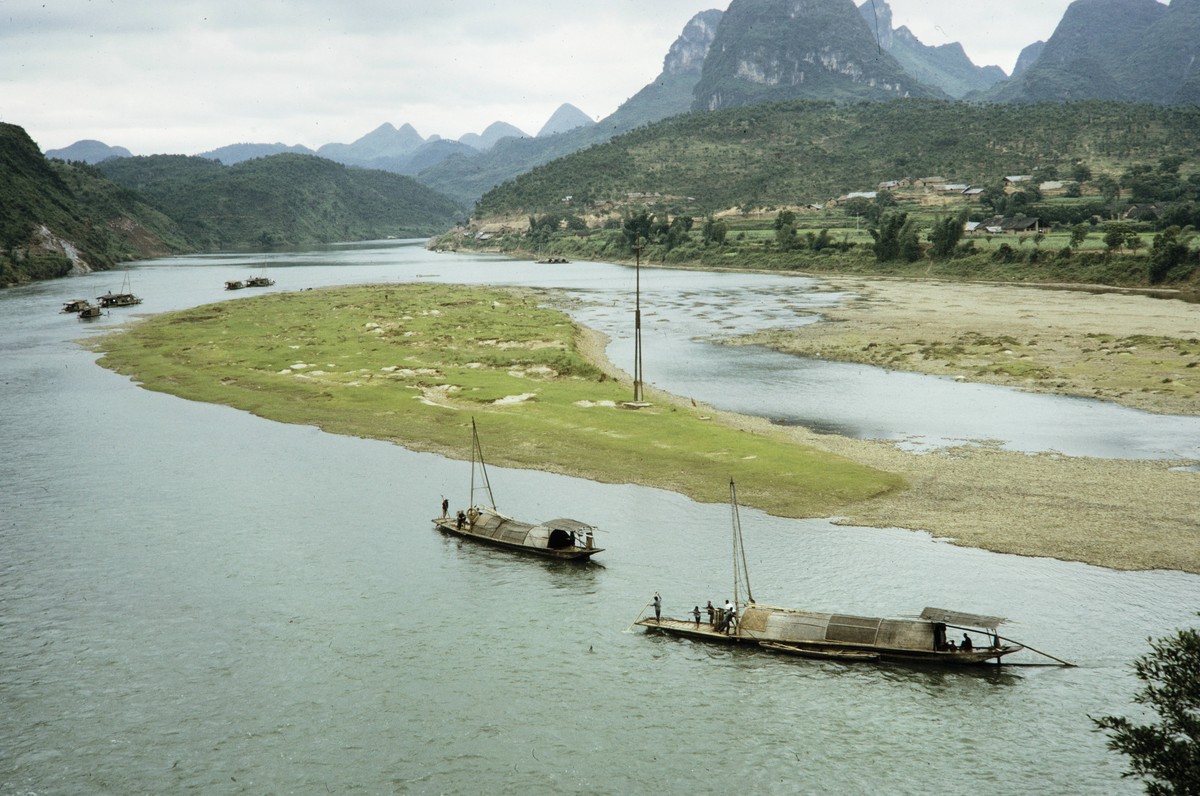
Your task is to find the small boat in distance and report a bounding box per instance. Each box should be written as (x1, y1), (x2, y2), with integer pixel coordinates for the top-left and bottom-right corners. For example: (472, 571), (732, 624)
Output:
(224, 280), (245, 291)
(244, 275), (274, 287)
(97, 269), (141, 308)
(635, 480), (1067, 667)
(77, 304), (104, 320)
(61, 298), (91, 313)
(432, 418), (603, 561)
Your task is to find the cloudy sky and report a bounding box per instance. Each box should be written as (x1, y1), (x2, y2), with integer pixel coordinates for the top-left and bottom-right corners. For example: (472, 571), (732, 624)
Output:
(2, 0), (1079, 156)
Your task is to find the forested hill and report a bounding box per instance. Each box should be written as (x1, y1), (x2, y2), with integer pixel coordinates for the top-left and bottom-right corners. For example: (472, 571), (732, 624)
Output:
(475, 100), (1200, 217)
(1, 122), (190, 287)
(97, 154), (466, 249)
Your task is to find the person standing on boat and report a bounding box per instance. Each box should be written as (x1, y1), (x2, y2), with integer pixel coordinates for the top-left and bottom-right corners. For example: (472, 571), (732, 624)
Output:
(692, 606), (701, 627)
(706, 601), (716, 626)
(441, 497), (449, 518)
(724, 600), (736, 634)
(653, 592), (662, 621)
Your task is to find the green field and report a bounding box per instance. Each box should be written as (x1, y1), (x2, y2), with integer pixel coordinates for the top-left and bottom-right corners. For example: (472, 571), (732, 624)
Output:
(92, 283), (903, 517)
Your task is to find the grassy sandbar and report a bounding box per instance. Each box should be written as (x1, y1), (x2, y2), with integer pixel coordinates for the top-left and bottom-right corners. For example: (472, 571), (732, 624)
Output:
(92, 283), (902, 518)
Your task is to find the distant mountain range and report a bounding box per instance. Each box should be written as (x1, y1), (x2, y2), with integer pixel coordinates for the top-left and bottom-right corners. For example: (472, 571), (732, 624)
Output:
(43, 139), (133, 163)
(38, 0), (1200, 211)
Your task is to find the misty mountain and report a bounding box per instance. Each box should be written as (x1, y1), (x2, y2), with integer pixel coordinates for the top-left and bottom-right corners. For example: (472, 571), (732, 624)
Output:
(979, 0), (1200, 104)
(857, 1), (1006, 98)
(1011, 41), (1046, 78)
(317, 122), (427, 165)
(692, 0), (944, 111)
(459, 121), (530, 151)
(415, 8), (724, 207)
(537, 104), (595, 137)
(198, 142), (317, 165)
(43, 139), (133, 164)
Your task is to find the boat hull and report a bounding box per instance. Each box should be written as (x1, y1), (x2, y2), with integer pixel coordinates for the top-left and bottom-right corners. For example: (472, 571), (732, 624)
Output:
(432, 518), (602, 561)
(636, 617), (1022, 666)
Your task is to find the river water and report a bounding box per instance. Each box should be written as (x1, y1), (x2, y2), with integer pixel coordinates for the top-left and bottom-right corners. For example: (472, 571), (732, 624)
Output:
(2, 240), (1197, 795)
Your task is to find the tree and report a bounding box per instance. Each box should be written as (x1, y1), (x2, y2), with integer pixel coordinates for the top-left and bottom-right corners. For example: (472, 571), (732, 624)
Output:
(1093, 621), (1200, 795)
(701, 215), (726, 246)
(870, 212), (921, 262)
(1096, 174), (1122, 205)
(1104, 222), (1138, 253)
(1072, 161), (1094, 184)
(1070, 223), (1090, 250)
(1148, 226), (1196, 284)
(928, 212), (968, 259)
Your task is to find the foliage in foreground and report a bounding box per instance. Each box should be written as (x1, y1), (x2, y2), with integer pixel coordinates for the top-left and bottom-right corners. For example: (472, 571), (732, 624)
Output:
(1093, 620), (1200, 795)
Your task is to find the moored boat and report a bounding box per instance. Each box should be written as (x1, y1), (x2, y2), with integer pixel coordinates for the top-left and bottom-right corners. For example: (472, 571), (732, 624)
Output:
(77, 304), (104, 319)
(97, 269), (141, 308)
(245, 276), (274, 287)
(635, 480), (1063, 667)
(432, 418), (603, 561)
(61, 298), (91, 313)
(225, 280), (245, 290)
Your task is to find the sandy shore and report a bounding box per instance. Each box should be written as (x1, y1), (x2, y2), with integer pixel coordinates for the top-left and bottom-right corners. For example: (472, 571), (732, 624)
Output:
(578, 279), (1200, 574)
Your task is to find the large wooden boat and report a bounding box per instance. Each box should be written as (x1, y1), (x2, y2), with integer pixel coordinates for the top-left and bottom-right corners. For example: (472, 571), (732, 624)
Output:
(244, 275), (274, 287)
(432, 419), (603, 561)
(636, 480), (1042, 667)
(77, 304), (104, 319)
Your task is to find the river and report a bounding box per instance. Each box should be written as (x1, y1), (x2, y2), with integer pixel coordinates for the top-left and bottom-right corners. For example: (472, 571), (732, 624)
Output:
(2, 240), (1196, 795)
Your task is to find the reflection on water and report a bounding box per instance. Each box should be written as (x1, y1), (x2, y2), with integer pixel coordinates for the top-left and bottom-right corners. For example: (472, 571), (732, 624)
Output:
(2, 240), (1196, 794)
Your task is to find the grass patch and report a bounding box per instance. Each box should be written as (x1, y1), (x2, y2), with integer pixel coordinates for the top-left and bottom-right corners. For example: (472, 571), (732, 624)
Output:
(91, 283), (904, 517)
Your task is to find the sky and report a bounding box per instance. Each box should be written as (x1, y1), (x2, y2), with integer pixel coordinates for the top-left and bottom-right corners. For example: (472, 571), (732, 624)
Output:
(1, 0), (1082, 156)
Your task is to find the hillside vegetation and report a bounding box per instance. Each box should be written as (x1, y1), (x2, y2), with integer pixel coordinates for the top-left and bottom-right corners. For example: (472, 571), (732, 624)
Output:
(1, 123), (189, 286)
(477, 100), (1200, 216)
(98, 153), (466, 249)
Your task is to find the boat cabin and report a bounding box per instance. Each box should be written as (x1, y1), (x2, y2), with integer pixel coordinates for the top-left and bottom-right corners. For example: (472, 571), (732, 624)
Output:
(97, 292), (141, 308)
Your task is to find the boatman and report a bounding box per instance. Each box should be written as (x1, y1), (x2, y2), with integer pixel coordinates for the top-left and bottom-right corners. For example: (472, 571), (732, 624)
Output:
(653, 592), (662, 621)
(724, 600), (735, 634)
(692, 606), (701, 627)
(441, 497), (449, 518)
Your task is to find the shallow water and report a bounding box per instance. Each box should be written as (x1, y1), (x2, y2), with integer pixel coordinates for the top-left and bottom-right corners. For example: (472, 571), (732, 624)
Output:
(2, 241), (1197, 794)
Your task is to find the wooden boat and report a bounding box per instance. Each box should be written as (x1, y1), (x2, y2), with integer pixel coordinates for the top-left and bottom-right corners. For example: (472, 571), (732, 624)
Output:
(77, 304), (104, 319)
(432, 419), (603, 561)
(245, 275), (274, 287)
(61, 298), (91, 313)
(224, 280), (245, 290)
(636, 480), (1042, 667)
(97, 270), (141, 308)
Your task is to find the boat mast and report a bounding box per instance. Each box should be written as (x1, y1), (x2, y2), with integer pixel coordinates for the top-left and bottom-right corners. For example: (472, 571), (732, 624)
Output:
(633, 238), (644, 403)
(730, 479), (754, 611)
(469, 418), (497, 510)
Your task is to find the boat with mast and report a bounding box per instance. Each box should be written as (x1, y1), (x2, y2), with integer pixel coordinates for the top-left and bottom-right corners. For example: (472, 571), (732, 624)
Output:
(97, 269), (142, 308)
(635, 480), (1068, 667)
(432, 418), (604, 561)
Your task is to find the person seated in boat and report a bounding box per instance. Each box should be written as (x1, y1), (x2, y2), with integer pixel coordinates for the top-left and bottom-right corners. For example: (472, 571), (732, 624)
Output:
(947, 640), (957, 652)
(455, 510), (466, 530)
(961, 633), (973, 651)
